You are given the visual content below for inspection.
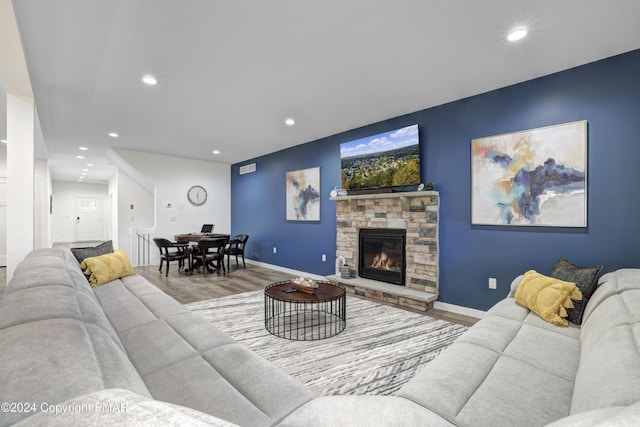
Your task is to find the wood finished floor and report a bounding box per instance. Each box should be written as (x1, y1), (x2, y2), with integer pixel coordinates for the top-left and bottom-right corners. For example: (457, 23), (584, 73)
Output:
(1, 244), (478, 326)
(137, 262), (478, 326)
(135, 263), (294, 304)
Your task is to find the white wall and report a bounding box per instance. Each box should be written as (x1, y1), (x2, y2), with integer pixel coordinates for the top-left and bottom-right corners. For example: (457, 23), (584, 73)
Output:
(51, 181), (109, 243)
(33, 110), (52, 250)
(0, 147), (6, 267)
(108, 173), (117, 249)
(34, 159), (51, 249)
(116, 169), (154, 258)
(6, 93), (34, 280)
(113, 148), (231, 265)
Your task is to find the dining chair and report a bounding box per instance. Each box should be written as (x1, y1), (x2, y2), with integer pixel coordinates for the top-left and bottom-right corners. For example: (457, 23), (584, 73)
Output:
(225, 234), (249, 270)
(153, 238), (189, 277)
(193, 237), (229, 275)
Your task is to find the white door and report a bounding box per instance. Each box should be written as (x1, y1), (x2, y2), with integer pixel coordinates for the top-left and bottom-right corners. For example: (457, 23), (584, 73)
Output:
(76, 197), (103, 241)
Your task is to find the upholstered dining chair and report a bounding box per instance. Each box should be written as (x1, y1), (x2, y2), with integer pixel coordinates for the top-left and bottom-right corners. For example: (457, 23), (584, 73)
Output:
(153, 238), (189, 277)
(193, 237), (228, 275)
(225, 234), (249, 270)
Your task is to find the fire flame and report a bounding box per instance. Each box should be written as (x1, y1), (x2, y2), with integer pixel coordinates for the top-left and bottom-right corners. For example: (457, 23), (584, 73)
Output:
(371, 251), (396, 270)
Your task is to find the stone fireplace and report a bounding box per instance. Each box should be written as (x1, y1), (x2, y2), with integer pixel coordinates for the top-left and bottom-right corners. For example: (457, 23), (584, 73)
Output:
(329, 191), (439, 311)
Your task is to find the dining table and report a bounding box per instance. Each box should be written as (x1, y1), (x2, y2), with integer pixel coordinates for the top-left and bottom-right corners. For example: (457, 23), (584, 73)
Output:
(174, 233), (231, 274)
(174, 233), (230, 244)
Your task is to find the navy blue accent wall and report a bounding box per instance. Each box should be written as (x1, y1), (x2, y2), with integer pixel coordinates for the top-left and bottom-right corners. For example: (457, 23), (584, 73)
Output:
(232, 49), (640, 311)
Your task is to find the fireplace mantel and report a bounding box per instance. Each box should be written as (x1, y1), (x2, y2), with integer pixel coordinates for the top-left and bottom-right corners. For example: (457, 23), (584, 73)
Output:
(331, 191), (439, 311)
(330, 190), (438, 210)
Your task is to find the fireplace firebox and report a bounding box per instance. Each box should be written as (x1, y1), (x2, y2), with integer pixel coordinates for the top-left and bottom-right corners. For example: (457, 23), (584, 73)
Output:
(358, 228), (406, 286)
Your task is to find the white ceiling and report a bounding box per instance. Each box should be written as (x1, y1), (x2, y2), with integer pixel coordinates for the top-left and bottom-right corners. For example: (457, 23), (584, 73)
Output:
(3, 0), (640, 183)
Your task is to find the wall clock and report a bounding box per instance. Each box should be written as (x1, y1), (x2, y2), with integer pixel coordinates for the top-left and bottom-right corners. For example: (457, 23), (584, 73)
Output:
(187, 185), (207, 206)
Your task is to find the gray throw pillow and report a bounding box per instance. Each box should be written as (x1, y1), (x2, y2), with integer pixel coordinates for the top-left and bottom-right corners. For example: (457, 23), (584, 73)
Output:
(549, 258), (602, 325)
(70, 241), (114, 264)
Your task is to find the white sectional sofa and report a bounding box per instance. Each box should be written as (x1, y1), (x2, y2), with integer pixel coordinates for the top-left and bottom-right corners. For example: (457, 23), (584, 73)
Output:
(0, 249), (313, 427)
(1, 248), (640, 426)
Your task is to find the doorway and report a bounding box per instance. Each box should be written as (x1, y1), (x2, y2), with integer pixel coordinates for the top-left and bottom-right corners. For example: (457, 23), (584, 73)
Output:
(75, 197), (104, 241)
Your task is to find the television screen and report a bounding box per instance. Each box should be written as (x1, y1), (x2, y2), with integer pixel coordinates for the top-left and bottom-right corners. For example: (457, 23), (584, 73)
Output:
(340, 124), (421, 192)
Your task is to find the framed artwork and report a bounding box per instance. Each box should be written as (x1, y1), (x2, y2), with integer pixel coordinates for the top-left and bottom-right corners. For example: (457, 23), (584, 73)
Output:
(471, 120), (587, 227)
(286, 167), (321, 221)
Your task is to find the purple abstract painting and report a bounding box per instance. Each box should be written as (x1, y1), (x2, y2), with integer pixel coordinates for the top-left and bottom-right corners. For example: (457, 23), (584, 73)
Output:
(286, 167), (320, 221)
(472, 121), (587, 227)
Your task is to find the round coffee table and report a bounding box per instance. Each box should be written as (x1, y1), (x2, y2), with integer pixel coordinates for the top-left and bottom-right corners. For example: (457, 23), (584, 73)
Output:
(264, 281), (346, 340)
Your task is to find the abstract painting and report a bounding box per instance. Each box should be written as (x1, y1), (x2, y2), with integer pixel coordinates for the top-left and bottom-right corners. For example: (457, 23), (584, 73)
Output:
(472, 121), (587, 227)
(286, 167), (320, 221)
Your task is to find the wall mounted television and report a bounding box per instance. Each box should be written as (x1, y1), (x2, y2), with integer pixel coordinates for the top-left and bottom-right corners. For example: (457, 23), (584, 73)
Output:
(340, 124), (421, 194)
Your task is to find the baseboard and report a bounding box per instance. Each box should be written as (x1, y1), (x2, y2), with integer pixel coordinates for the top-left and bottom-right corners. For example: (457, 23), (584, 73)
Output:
(247, 259), (487, 319)
(245, 259), (326, 281)
(433, 301), (486, 319)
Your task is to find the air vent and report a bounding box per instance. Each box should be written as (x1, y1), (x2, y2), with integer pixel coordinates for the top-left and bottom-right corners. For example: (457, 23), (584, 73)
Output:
(239, 163), (256, 175)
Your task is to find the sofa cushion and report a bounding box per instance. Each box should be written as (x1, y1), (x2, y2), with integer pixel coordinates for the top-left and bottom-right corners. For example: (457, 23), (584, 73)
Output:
(278, 396), (455, 427)
(550, 258), (602, 325)
(571, 269), (640, 415)
(456, 355), (574, 427)
(0, 285), (123, 352)
(70, 240), (113, 264)
(0, 249), (151, 426)
(515, 270), (582, 326)
(92, 276), (200, 334)
(81, 250), (135, 287)
(0, 319), (150, 426)
(397, 341), (501, 423)
(92, 272), (315, 427)
(397, 294), (581, 427)
(7, 249), (94, 294)
(143, 344), (317, 427)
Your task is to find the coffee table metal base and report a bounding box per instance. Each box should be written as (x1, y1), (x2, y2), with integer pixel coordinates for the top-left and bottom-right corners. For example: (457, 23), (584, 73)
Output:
(264, 281), (346, 340)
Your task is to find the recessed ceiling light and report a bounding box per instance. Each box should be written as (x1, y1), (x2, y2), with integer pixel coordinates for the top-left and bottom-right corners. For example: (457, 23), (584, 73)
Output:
(285, 118), (295, 126)
(87, 163), (94, 167)
(82, 168), (89, 172)
(1, 139), (7, 143)
(142, 74), (158, 85)
(79, 146), (88, 151)
(212, 150), (220, 155)
(76, 155), (85, 159)
(108, 132), (119, 138)
(507, 28), (528, 42)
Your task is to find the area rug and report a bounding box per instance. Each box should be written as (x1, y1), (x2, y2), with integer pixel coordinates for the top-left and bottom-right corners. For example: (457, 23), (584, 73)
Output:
(185, 291), (468, 396)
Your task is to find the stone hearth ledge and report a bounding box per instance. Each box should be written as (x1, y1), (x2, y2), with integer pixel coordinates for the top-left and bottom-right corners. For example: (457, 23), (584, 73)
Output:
(326, 274), (438, 312)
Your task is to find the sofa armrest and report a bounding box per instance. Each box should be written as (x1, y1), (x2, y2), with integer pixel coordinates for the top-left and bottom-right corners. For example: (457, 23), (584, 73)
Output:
(544, 403), (640, 426)
(508, 274), (524, 297)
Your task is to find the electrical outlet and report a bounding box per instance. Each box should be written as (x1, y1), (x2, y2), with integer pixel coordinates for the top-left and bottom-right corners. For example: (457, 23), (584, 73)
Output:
(273, 247), (277, 254)
(322, 254), (326, 262)
(489, 277), (497, 289)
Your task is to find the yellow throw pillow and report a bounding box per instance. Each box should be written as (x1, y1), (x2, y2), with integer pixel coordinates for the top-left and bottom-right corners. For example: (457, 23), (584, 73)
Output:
(515, 270), (583, 326)
(81, 250), (135, 287)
